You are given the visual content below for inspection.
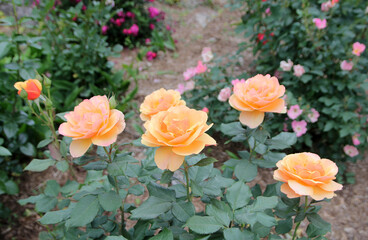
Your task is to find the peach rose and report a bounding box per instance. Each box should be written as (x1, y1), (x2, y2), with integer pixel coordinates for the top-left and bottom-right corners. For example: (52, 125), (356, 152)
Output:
(59, 96), (125, 158)
(140, 88), (186, 121)
(141, 105), (216, 171)
(229, 74), (286, 128)
(274, 153), (343, 201)
(14, 79), (42, 100)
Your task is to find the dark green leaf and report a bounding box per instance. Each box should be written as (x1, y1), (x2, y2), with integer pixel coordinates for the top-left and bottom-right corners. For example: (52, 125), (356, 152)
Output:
(44, 180), (60, 197)
(149, 228), (173, 240)
(130, 197), (172, 220)
(98, 191), (122, 212)
(223, 228), (255, 240)
(0, 146), (12, 156)
(65, 195), (100, 227)
(172, 201), (195, 222)
(186, 216), (223, 234)
(194, 157), (218, 167)
(226, 181), (252, 210)
(266, 132), (297, 150)
(24, 159), (55, 172)
(234, 160), (258, 182)
(147, 182), (176, 201)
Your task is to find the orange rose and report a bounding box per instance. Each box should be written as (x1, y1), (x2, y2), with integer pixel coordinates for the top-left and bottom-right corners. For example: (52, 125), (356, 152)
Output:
(14, 79), (42, 100)
(273, 153), (343, 201)
(141, 105), (216, 171)
(58, 96), (125, 158)
(140, 88), (186, 121)
(229, 74), (286, 128)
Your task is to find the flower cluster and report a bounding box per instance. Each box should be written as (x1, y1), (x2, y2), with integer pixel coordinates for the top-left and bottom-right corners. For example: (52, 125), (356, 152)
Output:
(279, 59), (305, 77)
(284, 104), (320, 137)
(140, 89), (216, 171)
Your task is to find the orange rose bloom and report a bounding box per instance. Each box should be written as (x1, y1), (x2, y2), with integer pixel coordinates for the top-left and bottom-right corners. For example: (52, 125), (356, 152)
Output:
(273, 153), (343, 201)
(59, 96), (125, 158)
(141, 105), (216, 171)
(229, 74), (286, 128)
(140, 88), (186, 121)
(14, 79), (42, 100)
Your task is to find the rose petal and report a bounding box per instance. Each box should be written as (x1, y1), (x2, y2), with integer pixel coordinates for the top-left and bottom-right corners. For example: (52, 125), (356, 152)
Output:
(280, 183), (301, 198)
(239, 111), (265, 128)
(288, 180), (314, 196)
(155, 147), (185, 171)
(70, 138), (92, 158)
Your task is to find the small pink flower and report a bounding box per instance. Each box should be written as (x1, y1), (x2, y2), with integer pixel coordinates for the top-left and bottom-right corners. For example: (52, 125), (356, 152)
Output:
(231, 79), (246, 87)
(176, 81), (195, 94)
(321, 1), (332, 11)
(280, 59), (293, 71)
(202, 107), (209, 113)
(352, 42), (366, 56)
(145, 38), (151, 44)
(265, 8), (271, 15)
(287, 105), (303, 119)
(166, 25), (171, 31)
(126, 11), (134, 18)
(313, 18), (327, 29)
(130, 24), (139, 36)
(308, 108), (320, 123)
(82, 5), (87, 11)
(340, 60), (354, 71)
(149, 23), (155, 30)
(293, 64), (305, 77)
(146, 51), (157, 61)
(217, 87), (231, 102)
(148, 6), (160, 18)
(201, 47), (214, 63)
(283, 122), (288, 132)
(195, 61), (207, 74)
(117, 11), (124, 18)
(115, 18), (124, 27)
(352, 133), (361, 146)
(176, 83), (186, 94)
(343, 145), (359, 157)
(183, 67), (197, 81)
(291, 120), (307, 137)
(101, 25), (108, 35)
(109, 18), (115, 24)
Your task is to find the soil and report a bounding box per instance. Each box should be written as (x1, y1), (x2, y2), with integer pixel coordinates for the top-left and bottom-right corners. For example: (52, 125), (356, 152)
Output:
(1, 1), (367, 239)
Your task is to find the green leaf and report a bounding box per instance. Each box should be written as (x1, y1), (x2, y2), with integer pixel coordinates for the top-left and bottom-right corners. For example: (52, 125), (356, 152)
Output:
(223, 228), (254, 240)
(160, 170), (174, 184)
(130, 197), (172, 220)
(24, 159), (55, 172)
(98, 191), (122, 212)
(37, 139), (52, 148)
(39, 210), (69, 225)
(105, 237), (128, 240)
(250, 196), (278, 211)
(266, 132), (297, 150)
(220, 122), (245, 136)
(194, 157), (218, 167)
(56, 160), (69, 172)
(20, 143), (36, 156)
(307, 213), (331, 231)
(206, 204), (231, 227)
(128, 184), (145, 196)
(5, 180), (18, 195)
(36, 195), (58, 213)
(234, 160), (258, 182)
(107, 160), (127, 176)
(65, 195), (100, 227)
(4, 122), (18, 139)
(256, 212), (277, 227)
(186, 216), (223, 234)
(149, 228), (174, 240)
(147, 182), (176, 201)
(0, 146), (12, 156)
(275, 217), (293, 234)
(44, 180), (60, 197)
(226, 181), (252, 210)
(172, 201), (195, 222)
(0, 42), (10, 59)
(83, 161), (108, 170)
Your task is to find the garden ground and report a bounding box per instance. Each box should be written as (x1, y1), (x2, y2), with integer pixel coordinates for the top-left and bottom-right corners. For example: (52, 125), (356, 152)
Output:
(1, 1), (367, 239)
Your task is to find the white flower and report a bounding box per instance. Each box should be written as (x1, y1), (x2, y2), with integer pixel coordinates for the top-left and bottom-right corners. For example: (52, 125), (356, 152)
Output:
(280, 59), (293, 71)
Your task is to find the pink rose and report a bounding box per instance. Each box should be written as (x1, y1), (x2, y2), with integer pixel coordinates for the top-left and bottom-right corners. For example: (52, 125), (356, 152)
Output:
(352, 133), (360, 146)
(195, 61), (207, 74)
(343, 145), (359, 157)
(176, 81), (195, 94)
(145, 38), (151, 44)
(146, 51), (157, 61)
(291, 120), (307, 137)
(340, 60), (353, 71)
(287, 105), (303, 119)
(183, 67), (197, 81)
(149, 23), (155, 30)
(202, 107), (209, 113)
(265, 7), (271, 15)
(148, 6), (160, 18)
(352, 42), (366, 56)
(308, 108), (320, 123)
(130, 24), (139, 36)
(293, 64), (305, 77)
(201, 47), (214, 63)
(280, 59), (293, 71)
(217, 87), (231, 102)
(321, 1), (332, 11)
(313, 18), (327, 29)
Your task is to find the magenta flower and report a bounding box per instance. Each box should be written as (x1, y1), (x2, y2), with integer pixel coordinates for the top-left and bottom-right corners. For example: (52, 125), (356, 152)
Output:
(352, 42), (366, 56)
(343, 145), (359, 157)
(148, 6), (160, 18)
(130, 24), (139, 36)
(195, 61), (207, 74)
(146, 51), (157, 61)
(101, 25), (108, 35)
(313, 18), (327, 29)
(217, 87), (231, 102)
(307, 108), (320, 123)
(291, 120), (307, 137)
(149, 23), (155, 30)
(117, 11), (124, 18)
(287, 105), (303, 119)
(145, 38), (151, 44)
(202, 107), (209, 113)
(340, 60), (353, 71)
(183, 67), (197, 81)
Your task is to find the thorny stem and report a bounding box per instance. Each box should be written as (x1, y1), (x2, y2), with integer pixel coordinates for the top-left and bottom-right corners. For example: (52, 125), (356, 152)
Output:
(183, 161), (191, 202)
(292, 196), (309, 240)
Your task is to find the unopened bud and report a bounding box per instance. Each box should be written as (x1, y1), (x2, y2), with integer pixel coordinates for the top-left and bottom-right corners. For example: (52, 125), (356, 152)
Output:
(45, 98), (53, 110)
(109, 95), (117, 109)
(20, 89), (28, 99)
(43, 75), (52, 89)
